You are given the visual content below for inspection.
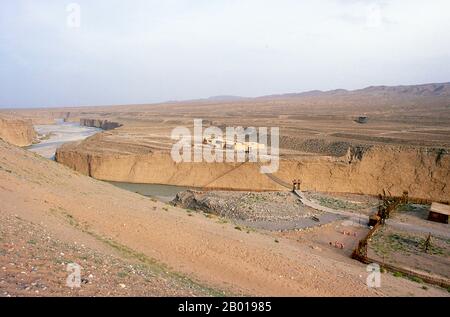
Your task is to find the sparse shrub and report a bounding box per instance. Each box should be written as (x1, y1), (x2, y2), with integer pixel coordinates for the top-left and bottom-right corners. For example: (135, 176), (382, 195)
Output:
(393, 272), (403, 278)
(397, 204), (413, 212)
(409, 276), (423, 284)
(234, 226), (242, 231)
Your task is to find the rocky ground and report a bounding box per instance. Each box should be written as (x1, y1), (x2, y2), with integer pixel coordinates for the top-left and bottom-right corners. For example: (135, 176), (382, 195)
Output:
(173, 190), (317, 221)
(171, 190), (383, 231)
(172, 190), (342, 231)
(0, 213), (211, 297)
(279, 136), (371, 157)
(303, 192), (380, 216)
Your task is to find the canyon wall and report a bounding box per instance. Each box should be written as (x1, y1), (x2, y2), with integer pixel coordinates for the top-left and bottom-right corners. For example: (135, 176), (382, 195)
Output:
(55, 143), (450, 202)
(80, 119), (122, 130)
(276, 147), (449, 202)
(0, 117), (36, 147)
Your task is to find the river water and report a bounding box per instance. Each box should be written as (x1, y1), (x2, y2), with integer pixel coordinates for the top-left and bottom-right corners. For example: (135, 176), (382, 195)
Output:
(27, 124), (332, 228)
(27, 122), (100, 159)
(27, 122), (189, 201)
(105, 181), (190, 202)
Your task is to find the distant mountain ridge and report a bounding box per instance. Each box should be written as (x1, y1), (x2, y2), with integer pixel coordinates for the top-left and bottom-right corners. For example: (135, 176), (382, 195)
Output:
(162, 82), (450, 105)
(356, 82), (450, 96)
(259, 82), (450, 99)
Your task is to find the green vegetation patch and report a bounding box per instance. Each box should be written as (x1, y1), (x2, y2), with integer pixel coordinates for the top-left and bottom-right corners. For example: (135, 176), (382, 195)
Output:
(312, 195), (363, 211)
(397, 203), (430, 213)
(371, 230), (447, 257)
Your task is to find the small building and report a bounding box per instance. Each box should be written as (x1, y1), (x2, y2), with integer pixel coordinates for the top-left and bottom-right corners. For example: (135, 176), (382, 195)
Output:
(428, 203), (450, 224)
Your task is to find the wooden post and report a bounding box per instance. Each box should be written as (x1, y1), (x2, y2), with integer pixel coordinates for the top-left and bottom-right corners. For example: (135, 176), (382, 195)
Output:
(424, 233), (432, 253)
(402, 191), (409, 204)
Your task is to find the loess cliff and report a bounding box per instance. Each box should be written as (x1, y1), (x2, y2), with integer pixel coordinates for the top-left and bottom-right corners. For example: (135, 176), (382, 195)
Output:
(0, 116), (36, 147)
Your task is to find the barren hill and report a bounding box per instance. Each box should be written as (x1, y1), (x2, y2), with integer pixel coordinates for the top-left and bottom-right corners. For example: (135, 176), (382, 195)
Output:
(356, 82), (450, 97)
(261, 82), (450, 99)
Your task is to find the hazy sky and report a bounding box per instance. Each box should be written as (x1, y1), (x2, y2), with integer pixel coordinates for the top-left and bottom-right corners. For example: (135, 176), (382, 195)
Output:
(1, 0), (449, 108)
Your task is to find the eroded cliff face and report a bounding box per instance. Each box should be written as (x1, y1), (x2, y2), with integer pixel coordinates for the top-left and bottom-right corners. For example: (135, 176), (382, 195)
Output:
(276, 147), (449, 202)
(0, 117), (36, 147)
(55, 143), (450, 202)
(80, 119), (122, 130)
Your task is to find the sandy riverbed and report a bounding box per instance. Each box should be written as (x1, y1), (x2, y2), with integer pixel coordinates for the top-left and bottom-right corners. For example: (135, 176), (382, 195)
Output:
(27, 123), (100, 159)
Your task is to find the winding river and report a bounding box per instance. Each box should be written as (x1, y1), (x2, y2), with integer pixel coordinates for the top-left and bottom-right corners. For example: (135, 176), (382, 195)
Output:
(27, 122), (100, 159)
(27, 122), (189, 201)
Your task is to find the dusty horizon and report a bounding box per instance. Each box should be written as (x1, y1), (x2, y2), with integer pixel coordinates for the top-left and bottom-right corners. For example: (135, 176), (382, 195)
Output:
(0, 80), (449, 110)
(1, 0), (450, 108)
